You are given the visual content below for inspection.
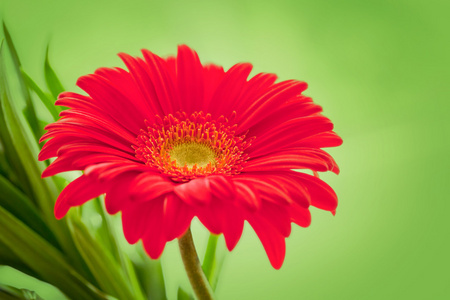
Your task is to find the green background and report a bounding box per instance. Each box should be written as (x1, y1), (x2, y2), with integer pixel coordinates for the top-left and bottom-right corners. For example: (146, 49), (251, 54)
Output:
(1, 0), (449, 299)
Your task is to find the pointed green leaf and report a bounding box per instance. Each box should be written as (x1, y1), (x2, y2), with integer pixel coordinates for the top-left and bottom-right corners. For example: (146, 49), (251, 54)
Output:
(177, 287), (194, 300)
(2, 22), (41, 141)
(0, 285), (44, 300)
(44, 45), (64, 100)
(21, 69), (60, 121)
(0, 206), (110, 300)
(0, 174), (59, 247)
(0, 240), (41, 280)
(1, 41), (100, 284)
(0, 139), (16, 180)
(85, 199), (146, 300)
(20, 290), (44, 300)
(0, 40), (35, 200)
(202, 234), (226, 291)
(202, 234), (219, 284)
(1, 40), (62, 233)
(135, 249), (167, 300)
(69, 218), (137, 300)
(0, 288), (21, 300)
(1, 23), (20, 69)
(89, 198), (121, 262)
(211, 253), (226, 291)
(121, 254), (147, 300)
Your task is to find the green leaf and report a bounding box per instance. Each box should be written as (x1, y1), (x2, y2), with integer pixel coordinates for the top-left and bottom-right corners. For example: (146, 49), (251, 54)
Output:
(202, 234), (226, 291)
(89, 198), (121, 262)
(0, 240), (41, 280)
(0, 284), (44, 300)
(211, 253), (226, 291)
(0, 174), (59, 246)
(44, 45), (65, 100)
(1, 40), (61, 234)
(0, 40), (35, 200)
(69, 218), (138, 300)
(1, 40), (99, 284)
(202, 234), (219, 284)
(121, 254), (147, 300)
(2, 22), (41, 141)
(177, 287), (194, 300)
(0, 206), (110, 300)
(0, 138), (17, 180)
(21, 68), (60, 121)
(134, 249), (167, 300)
(0, 287), (22, 300)
(85, 199), (146, 300)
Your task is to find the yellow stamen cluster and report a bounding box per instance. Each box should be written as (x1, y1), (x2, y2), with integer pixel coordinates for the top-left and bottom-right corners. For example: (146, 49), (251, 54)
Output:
(169, 141), (217, 169)
(134, 112), (251, 182)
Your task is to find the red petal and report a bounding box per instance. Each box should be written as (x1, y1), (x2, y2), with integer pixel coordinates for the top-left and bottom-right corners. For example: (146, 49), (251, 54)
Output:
(234, 72), (278, 115)
(246, 96), (321, 137)
(131, 173), (175, 201)
(290, 203), (312, 227)
(196, 200), (225, 235)
(104, 172), (138, 214)
(118, 53), (165, 115)
(76, 72), (147, 133)
(233, 181), (261, 211)
(206, 175), (236, 201)
(203, 64), (225, 109)
(244, 152), (329, 173)
(121, 199), (158, 244)
(59, 109), (137, 142)
(39, 135), (86, 161)
(258, 201), (291, 237)
(221, 203), (244, 251)
(54, 175), (105, 219)
(163, 193), (194, 240)
(248, 116), (333, 157)
(234, 175), (293, 206)
(237, 80), (307, 132)
(290, 131), (343, 149)
(247, 215), (286, 269)
(141, 199), (167, 259)
(292, 172), (338, 212)
(85, 162), (150, 182)
(176, 45), (204, 113)
(41, 121), (134, 154)
(93, 67), (154, 127)
(42, 156), (80, 178)
(141, 49), (179, 114)
(174, 177), (212, 205)
(208, 63), (253, 118)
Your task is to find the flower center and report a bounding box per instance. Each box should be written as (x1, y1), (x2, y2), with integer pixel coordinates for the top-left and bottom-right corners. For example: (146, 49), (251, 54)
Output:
(169, 141), (216, 169)
(134, 112), (251, 182)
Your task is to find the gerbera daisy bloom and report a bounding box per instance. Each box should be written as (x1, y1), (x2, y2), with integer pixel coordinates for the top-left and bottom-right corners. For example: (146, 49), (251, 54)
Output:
(39, 45), (342, 274)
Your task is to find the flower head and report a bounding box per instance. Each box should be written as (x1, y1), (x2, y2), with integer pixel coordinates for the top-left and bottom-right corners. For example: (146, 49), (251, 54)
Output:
(39, 45), (342, 269)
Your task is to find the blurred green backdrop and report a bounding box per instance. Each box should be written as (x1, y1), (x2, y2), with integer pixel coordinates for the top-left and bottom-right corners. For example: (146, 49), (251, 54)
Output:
(0, 0), (449, 299)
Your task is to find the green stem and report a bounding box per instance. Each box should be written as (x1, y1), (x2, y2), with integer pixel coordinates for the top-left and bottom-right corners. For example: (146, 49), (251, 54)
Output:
(202, 234), (219, 284)
(178, 228), (214, 300)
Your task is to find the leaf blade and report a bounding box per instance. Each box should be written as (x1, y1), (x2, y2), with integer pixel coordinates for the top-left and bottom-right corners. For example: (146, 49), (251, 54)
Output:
(0, 284), (44, 300)
(21, 68), (60, 121)
(0, 38), (99, 285)
(69, 218), (137, 300)
(2, 22), (41, 141)
(0, 173), (59, 246)
(202, 233), (219, 284)
(44, 45), (64, 100)
(0, 206), (110, 300)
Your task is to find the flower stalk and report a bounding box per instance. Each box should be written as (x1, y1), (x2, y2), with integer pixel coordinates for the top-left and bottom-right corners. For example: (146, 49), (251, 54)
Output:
(178, 228), (215, 300)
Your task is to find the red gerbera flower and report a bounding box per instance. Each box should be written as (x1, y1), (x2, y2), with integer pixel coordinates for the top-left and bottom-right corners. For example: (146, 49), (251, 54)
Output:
(39, 45), (342, 269)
